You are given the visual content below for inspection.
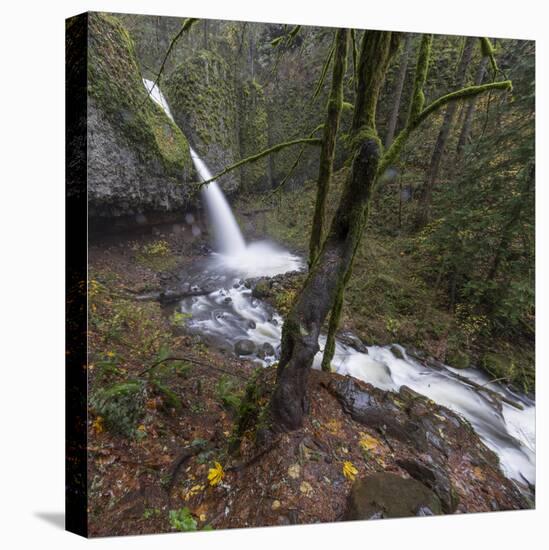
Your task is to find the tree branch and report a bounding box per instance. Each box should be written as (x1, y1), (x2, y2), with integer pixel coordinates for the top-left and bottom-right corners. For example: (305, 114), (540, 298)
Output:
(415, 80), (512, 127)
(312, 35), (336, 101)
(195, 137), (322, 187)
(137, 355), (250, 380)
(377, 79), (512, 178)
(141, 18), (199, 106)
(268, 124), (325, 197)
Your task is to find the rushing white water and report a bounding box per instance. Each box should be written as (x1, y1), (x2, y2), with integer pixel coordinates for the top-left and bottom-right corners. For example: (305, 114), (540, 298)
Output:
(143, 77), (534, 490)
(180, 274), (535, 488)
(143, 78), (175, 121)
(190, 148), (247, 255)
(143, 78), (302, 269)
(143, 78), (246, 255)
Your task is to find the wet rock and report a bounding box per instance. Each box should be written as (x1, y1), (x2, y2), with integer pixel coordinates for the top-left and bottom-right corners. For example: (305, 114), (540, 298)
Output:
(262, 342), (276, 356)
(396, 458), (459, 513)
(400, 385), (424, 401)
(447, 349), (470, 369)
(339, 332), (369, 354)
(326, 377), (428, 450)
(390, 345), (405, 360)
(234, 339), (256, 356)
(344, 473), (442, 520)
(247, 320), (257, 330)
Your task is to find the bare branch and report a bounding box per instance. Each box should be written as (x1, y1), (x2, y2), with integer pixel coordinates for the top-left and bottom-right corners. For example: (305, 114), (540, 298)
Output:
(141, 18), (199, 106)
(195, 137), (322, 187)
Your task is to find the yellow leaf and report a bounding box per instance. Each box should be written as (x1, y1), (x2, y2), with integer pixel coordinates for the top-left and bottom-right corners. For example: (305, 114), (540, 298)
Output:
(473, 466), (485, 481)
(359, 433), (380, 452)
(325, 419), (341, 434)
(343, 460), (358, 481)
(208, 462), (224, 486)
(91, 416), (104, 434)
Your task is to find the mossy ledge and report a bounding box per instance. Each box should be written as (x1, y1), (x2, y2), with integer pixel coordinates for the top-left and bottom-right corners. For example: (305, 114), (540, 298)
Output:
(87, 12), (193, 217)
(164, 50), (240, 192)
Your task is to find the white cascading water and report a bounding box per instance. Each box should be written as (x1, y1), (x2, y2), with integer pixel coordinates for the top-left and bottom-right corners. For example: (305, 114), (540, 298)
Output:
(143, 78), (535, 491)
(144, 78), (246, 255)
(190, 148), (247, 255)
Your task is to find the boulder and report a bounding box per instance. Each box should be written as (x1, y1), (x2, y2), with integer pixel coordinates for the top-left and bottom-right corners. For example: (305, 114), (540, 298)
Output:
(235, 339), (256, 356)
(344, 473), (442, 520)
(396, 458), (459, 513)
(390, 345), (405, 360)
(447, 349), (471, 369)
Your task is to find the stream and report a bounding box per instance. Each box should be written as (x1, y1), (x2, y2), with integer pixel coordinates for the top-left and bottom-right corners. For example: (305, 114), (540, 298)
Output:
(144, 78), (536, 493)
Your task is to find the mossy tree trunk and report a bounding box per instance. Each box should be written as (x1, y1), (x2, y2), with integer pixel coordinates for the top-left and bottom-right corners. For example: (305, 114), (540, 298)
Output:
(385, 33), (413, 148)
(271, 31), (397, 429)
(270, 32), (512, 427)
(415, 36), (476, 228)
(309, 28), (349, 267)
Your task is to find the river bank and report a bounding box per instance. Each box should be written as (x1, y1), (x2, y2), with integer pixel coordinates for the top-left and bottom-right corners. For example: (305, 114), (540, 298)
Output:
(87, 226), (533, 536)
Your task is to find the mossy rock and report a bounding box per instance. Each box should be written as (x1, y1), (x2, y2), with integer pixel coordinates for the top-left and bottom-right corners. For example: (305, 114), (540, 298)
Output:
(252, 278), (272, 299)
(390, 345), (405, 360)
(447, 349), (470, 369)
(164, 50), (240, 192)
(87, 12), (192, 216)
(88, 12), (191, 173)
(481, 352), (511, 379)
(344, 472), (443, 520)
(238, 79), (269, 191)
(91, 380), (146, 437)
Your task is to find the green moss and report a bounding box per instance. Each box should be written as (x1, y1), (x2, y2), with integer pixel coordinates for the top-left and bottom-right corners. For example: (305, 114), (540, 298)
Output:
(479, 351), (534, 393)
(447, 349), (470, 369)
(151, 379), (182, 411)
(88, 13), (191, 178)
(239, 79), (269, 190)
(135, 239), (177, 271)
(90, 380), (146, 436)
(164, 50), (239, 185)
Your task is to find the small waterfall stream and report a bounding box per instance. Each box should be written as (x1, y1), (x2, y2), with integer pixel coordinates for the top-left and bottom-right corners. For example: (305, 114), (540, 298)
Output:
(143, 78), (535, 491)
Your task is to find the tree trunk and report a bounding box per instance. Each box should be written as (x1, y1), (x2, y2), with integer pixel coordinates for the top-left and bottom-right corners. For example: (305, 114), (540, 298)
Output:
(415, 36), (475, 228)
(271, 31), (395, 430)
(272, 138), (381, 429)
(203, 19), (209, 50)
(456, 56), (488, 159)
(309, 29), (349, 267)
(385, 33), (413, 148)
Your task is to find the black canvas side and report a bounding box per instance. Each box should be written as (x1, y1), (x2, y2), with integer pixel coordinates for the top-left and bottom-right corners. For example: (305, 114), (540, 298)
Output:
(65, 11), (89, 538)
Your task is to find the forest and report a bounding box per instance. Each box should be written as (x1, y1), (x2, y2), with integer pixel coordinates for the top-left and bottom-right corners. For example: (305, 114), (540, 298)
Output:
(71, 12), (535, 536)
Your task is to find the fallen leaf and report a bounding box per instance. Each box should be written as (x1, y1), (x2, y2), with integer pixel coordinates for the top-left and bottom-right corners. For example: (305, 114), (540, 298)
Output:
(343, 461), (358, 481)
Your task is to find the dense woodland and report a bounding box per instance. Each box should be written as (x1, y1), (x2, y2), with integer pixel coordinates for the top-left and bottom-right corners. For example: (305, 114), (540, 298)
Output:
(77, 13), (535, 536)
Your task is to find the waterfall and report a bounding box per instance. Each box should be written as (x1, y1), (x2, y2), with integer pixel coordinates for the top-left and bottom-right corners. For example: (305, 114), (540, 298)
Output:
(143, 78), (246, 255)
(189, 148), (247, 255)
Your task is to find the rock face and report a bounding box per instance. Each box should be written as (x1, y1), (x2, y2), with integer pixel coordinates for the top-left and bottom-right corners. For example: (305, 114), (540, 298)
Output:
(344, 473), (443, 520)
(87, 13), (193, 218)
(238, 79), (269, 191)
(164, 51), (240, 192)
